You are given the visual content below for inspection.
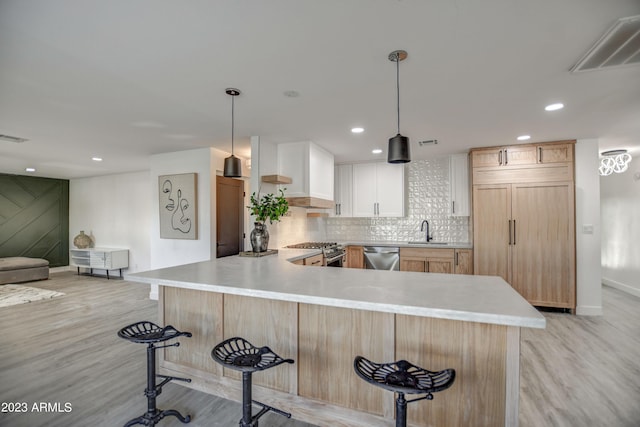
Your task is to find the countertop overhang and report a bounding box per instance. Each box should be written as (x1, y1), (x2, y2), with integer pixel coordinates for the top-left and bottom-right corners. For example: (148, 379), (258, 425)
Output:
(127, 250), (545, 329)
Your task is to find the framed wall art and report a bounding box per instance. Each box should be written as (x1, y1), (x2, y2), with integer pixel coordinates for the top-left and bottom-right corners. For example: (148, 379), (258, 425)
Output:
(158, 173), (197, 239)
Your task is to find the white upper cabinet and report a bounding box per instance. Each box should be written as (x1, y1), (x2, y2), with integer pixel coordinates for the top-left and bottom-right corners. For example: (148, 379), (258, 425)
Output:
(277, 141), (334, 202)
(449, 154), (470, 216)
(352, 162), (405, 217)
(332, 164), (353, 217)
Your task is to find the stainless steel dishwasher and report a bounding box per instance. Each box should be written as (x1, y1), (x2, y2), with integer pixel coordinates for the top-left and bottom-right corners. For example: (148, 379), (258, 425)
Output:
(363, 246), (400, 271)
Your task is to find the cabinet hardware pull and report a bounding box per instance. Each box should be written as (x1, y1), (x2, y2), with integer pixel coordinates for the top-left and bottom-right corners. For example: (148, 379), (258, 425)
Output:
(452, 201), (455, 214)
(538, 146), (542, 163)
(504, 149), (508, 165)
(513, 220), (516, 245)
(338, 203), (341, 216)
(508, 220), (512, 245)
(455, 252), (459, 266)
(499, 150), (502, 165)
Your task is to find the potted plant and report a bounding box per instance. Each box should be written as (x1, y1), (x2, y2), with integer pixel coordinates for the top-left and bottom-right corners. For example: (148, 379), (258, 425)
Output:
(247, 188), (289, 252)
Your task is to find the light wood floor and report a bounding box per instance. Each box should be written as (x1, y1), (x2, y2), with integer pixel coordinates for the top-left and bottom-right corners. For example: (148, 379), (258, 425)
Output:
(0, 272), (638, 427)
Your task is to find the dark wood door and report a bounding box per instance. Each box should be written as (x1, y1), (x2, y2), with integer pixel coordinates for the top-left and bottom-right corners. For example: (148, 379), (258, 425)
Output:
(216, 176), (244, 258)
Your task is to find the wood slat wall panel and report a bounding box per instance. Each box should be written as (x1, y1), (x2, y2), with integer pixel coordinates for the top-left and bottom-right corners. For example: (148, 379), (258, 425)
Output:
(162, 286), (223, 375)
(298, 304), (394, 416)
(223, 294), (298, 393)
(396, 315), (507, 427)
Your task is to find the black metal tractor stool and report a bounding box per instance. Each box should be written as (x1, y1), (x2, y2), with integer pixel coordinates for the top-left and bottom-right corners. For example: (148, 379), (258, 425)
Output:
(212, 336), (294, 427)
(353, 356), (456, 427)
(118, 321), (193, 427)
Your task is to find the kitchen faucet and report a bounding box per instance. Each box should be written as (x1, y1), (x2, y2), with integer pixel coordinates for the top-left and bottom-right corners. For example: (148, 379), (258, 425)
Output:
(420, 220), (433, 242)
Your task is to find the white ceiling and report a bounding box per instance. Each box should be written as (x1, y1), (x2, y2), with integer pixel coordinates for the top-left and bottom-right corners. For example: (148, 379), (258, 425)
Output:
(1, 0), (640, 179)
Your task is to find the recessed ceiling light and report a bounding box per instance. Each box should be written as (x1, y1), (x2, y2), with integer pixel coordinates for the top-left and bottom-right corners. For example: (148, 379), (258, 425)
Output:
(351, 127), (364, 134)
(545, 103), (564, 111)
(283, 90), (300, 98)
(372, 148), (383, 154)
(25, 167), (36, 172)
(92, 157), (103, 162)
(517, 135), (531, 141)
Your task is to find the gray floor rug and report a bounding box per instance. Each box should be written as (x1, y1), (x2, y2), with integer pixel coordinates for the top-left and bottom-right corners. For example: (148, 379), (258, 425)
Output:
(0, 284), (65, 308)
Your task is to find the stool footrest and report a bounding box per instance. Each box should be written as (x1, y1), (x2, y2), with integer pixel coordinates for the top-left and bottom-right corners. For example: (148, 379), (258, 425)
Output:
(252, 399), (292, 421)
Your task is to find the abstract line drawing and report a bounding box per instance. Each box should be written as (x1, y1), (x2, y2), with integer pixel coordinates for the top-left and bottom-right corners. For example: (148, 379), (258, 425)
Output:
(159, 173), (197, 239)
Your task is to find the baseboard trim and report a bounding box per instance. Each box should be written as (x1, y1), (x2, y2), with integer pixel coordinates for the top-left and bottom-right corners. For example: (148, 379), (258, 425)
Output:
(50, 266), (71, 274)
(576, 305), (603, 316)
(603, 278), (640, 298)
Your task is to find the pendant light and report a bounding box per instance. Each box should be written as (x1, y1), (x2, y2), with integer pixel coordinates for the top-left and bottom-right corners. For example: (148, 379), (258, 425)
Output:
(223, 88), (242, 177)
(387, 50), (411, 164)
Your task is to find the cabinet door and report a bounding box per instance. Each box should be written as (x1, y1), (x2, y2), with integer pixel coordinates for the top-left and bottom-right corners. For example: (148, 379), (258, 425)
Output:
(450, 154), (470, 216)
(470, 148), (503, 167)
(352, 163), (377, 217)
(333, 164), (353, 217)
(537, 143), (573, 164)
(502, 145), (537, 166)
(376, 163), (404, 217)
(473, 184), (511, 282)
(400, 257), (426, 272)
(510, 182), (575, 308)
(304, 253), (324, 267)
(426, 258), (453, 274)
(454, 249), (473, 275)
(345, 246), (364, 269)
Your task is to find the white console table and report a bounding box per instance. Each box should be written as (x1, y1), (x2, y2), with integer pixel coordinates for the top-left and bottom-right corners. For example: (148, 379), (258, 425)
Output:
(69, 248), (129, 279)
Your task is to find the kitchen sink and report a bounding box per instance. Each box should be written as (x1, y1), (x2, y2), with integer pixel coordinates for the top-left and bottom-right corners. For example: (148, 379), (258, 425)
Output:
(407, 241), (449, 245)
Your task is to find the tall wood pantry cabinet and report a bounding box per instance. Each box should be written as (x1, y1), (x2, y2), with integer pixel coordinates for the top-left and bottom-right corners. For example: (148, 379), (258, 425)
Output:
(470, 140), (576, 310)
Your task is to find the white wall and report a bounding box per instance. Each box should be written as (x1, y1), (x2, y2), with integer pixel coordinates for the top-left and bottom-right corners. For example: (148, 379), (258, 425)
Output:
(69, 171), (151, 274)
(574, 139), (603, 315)
(249, 136), (326, 249)
(601, 155), (640, 297)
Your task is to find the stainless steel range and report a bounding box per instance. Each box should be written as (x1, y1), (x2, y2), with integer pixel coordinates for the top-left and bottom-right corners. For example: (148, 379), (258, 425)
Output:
(285, 242), (346, 267)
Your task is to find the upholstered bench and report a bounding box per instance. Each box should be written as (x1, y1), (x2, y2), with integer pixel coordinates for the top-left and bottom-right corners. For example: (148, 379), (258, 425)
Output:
(0, 257), (50, 285)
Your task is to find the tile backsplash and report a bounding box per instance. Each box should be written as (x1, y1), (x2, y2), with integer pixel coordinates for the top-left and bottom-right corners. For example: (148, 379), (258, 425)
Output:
(325, 157), (470, 243)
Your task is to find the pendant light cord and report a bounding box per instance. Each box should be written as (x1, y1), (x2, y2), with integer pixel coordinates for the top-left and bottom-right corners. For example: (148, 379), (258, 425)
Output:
(231, 95), (235, 155)
(396, 53), (400, 135)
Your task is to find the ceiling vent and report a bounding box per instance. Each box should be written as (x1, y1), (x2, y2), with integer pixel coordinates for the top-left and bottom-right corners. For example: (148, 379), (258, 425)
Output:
(418, 139), (438, 146)
(0, 134), (28, 143)
(571, 15), (640, 73)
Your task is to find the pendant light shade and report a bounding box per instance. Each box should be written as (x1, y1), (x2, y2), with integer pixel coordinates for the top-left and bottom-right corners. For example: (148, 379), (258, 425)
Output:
(387, 50), (411, 164)
(223, 88), (242, 177)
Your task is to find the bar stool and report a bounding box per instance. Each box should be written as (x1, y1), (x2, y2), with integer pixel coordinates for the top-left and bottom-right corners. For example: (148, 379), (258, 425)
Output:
(118, 321), (193, 427)
(211, 336), (294, 427)
(353, 356), (455, 427)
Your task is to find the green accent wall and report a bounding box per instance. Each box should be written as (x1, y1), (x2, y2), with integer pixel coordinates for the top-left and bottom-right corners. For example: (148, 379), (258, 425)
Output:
(0, 174), (69, 267)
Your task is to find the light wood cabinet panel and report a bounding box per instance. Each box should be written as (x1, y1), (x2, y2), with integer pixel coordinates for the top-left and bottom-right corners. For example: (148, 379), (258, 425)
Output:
(396, 315), (507, 427)
(345, 246), (364, 269)
(399, 248), (455, 273)
(400, 257), (426, 272)
(536, 142), (573, 164)
(473, 185), (511, 282)
(511, 182), (575, 309)
(472, 178), (576, 309)
(470, 141), (575, 185)
(298, 304), (394, 415)
(427, 258), (453, 273)
(223, 295), (298, 393)
(162, 287), (223, 375)
(454, 249), (473, 275)
(303, 253), (324, 267)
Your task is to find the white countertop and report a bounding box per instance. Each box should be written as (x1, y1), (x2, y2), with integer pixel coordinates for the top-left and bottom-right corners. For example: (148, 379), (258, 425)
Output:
(127, 250), (544, 329)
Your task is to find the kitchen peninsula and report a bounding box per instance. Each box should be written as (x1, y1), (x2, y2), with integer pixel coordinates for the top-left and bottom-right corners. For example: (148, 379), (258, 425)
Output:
(127, 250), (545, 427)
